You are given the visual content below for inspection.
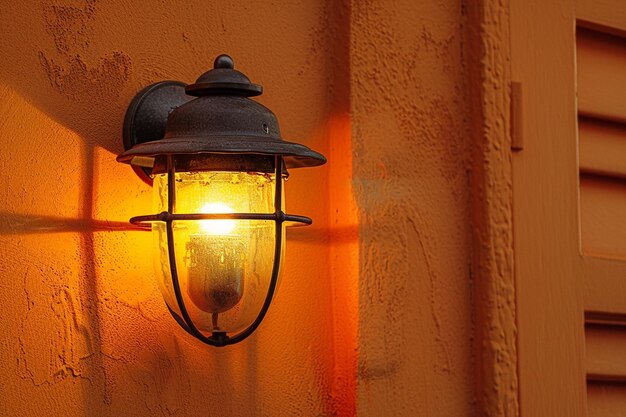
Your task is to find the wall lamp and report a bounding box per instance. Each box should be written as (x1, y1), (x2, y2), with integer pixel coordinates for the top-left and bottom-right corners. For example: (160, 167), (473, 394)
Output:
(117, 54), (326, 347)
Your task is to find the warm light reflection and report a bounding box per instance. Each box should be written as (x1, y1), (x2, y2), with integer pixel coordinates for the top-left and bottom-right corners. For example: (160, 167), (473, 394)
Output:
(326, 113), (358, 416)
(199, 203), (236, 235)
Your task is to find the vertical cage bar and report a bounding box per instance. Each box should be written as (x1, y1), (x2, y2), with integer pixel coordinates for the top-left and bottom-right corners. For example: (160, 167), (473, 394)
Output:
(274, 156), (283, 212)
(167, 155), (176, 212)
(165, 156), (213, 345)
(226, 156), (284, 345)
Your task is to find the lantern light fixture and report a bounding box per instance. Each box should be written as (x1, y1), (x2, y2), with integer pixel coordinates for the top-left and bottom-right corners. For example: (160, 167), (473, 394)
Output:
(117, 54), (326, 347)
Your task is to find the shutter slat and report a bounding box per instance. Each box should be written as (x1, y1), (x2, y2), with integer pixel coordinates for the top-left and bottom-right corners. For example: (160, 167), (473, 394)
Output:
(586, 324), (626, 381)
(578, 27), (626, 123)
(579, 117), (626, 179)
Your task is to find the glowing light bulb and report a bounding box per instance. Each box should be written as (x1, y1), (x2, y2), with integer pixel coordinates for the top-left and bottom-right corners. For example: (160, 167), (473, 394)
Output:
(186, 235), (245, 317)
(200, 203), (236, 235)
(153, 171), (277, 333)
(186, 202), (242, 318)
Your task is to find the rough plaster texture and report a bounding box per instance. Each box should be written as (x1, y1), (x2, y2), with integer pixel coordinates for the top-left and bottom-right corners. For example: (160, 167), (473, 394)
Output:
(0, 1), (341, 415)
(350, 1), (475, 416)
(0, 0), (495, 415)
(466, 1), (519, 416)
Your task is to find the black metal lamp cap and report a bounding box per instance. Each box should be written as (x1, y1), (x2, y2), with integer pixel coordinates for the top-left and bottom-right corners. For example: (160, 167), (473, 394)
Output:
(185, 54), (263, 97)
(118, 54), (326, 184)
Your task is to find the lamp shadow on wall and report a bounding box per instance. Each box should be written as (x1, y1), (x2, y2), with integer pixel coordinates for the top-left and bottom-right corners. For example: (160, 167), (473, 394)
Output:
(0, 19), (139, 371)
(0, 23), (134, 404)
(0, 211), (357, 242)
(0, 213), (140, 234)
(0, 53), (191, 408)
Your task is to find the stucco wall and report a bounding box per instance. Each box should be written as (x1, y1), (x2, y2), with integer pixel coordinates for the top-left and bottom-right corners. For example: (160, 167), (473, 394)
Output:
(350, 1), (473, 415)
(0, 0), (475, 416)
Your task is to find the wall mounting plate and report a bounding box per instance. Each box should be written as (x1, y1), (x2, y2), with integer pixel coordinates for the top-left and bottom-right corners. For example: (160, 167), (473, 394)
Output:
(122, 81), (192, 184)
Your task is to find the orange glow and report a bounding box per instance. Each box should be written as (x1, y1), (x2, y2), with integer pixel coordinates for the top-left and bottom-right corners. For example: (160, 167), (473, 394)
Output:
(152, 171), (278, 333)
(327, 112), (359, 417)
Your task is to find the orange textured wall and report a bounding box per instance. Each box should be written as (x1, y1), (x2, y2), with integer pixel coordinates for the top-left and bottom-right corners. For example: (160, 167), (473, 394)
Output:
(350, 1), (474, 415)
(0, 0), (341, 415)
(0, 0), (475, 415)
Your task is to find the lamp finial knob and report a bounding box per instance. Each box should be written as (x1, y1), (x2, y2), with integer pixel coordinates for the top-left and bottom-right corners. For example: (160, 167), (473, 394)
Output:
(214, 54), (234, 69)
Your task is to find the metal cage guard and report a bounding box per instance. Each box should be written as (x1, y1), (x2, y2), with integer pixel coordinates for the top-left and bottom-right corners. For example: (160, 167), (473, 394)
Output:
(130, 155), (309, 346)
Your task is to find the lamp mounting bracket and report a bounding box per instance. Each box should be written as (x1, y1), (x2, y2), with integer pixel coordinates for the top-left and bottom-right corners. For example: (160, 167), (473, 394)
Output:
(122, 81), (192, 184)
